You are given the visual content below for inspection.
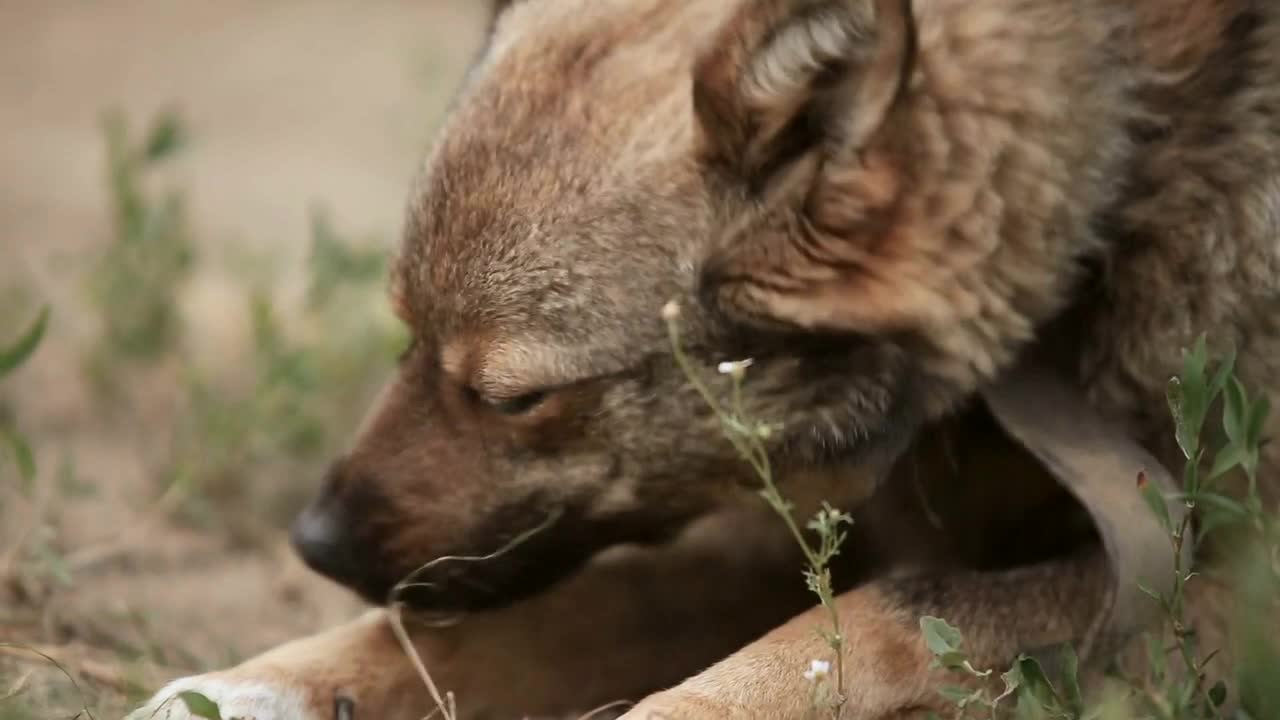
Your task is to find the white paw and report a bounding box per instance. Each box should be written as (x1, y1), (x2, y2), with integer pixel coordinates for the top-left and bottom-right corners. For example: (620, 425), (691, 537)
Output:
(125, 675), (324, 720)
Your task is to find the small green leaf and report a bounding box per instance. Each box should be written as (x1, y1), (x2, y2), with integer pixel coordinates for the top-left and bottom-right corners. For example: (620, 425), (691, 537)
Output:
(1198, 510), (1244, 545)
(1207, 345), (1237, 398)
(1247, 395), (1271, 449)
(178, 690), (223, 720)
(938, 686), (977, 705)
(1224, 377), (1248, 445)
(1209, 442), (1248, 480)
(1139, 474), (1172, 533)
(1209, 680), (1228, 708)
(1014, 655), (1064, 710)
(1144, 634), (1168, 683)
(934, 651), (970, 670)
(0, 306), (49, 378)
(143, 112), (185, 162)
(0, 425), (36, 494)
(921, 616), (964, 657)
(1183, 335), (1209, 388)
(1060, 645), (1084, 715)
(1137, 581), (1170, 612)
(1196, 492), (1249, 519)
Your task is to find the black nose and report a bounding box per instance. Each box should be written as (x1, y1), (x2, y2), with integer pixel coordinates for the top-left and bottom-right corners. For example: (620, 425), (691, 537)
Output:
(289, 500), (359, 584)
(290, 472), (402, 605)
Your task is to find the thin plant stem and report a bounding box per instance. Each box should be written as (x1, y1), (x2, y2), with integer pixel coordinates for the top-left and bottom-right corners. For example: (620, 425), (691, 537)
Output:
(664, 308), (847, 716)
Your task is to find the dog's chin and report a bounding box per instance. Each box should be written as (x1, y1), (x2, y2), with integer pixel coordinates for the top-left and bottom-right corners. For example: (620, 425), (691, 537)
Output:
(343, 504), (702, 614)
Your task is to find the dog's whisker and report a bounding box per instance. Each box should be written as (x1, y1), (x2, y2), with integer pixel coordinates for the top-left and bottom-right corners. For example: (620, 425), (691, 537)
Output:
(576, 699), (634, 720)
(387, 507), (563, 605)
(394, 581), (444, 591)
(410, 612), (465, 629)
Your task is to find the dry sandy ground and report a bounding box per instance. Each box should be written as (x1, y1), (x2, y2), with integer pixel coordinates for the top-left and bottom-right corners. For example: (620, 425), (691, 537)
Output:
(0, 3), (485, 716)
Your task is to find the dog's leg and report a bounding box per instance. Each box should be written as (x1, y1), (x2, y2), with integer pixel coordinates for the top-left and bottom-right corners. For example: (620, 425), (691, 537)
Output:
(623, 547), (1110, 720)
(125, 608), (428, 720)
(127, 507), (823, 720)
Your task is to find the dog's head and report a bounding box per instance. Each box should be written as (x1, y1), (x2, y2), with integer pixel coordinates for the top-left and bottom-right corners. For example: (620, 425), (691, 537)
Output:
(293, 0), (1126, 611)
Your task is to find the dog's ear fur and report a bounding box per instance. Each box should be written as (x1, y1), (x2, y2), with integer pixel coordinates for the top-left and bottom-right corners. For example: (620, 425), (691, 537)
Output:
(693, 0), (913, 186)
(694, 0), (920, 333)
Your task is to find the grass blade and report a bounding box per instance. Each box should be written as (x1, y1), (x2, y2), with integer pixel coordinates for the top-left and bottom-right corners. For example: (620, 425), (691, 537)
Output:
(0, 306), (49, 378)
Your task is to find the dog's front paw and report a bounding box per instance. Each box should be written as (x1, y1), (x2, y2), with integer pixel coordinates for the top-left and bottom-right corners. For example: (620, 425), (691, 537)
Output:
(125, 674), (329, 720)
(124, 610), (432, 720)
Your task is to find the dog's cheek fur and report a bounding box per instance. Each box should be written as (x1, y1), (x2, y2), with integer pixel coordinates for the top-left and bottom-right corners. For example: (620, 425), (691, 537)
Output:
(585, 341), (923, 504)
(313, 358), (760, 611)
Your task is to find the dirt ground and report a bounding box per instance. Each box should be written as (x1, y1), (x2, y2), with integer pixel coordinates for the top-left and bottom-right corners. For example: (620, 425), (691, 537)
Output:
(0, 3), (485, 716)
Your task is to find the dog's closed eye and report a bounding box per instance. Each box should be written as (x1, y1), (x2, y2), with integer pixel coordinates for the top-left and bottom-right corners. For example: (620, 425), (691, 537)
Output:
(485, 390), (549, 416)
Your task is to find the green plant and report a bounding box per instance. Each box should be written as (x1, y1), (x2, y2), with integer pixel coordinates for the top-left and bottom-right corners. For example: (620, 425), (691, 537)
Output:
(1164, 341), (1279, 720)
(663, 301), (853, 717)
(923, 336), (1278, 720)
(920, 615), (1093, 720)
(0, 307), (49, 493)
(88, 109), (193, 370)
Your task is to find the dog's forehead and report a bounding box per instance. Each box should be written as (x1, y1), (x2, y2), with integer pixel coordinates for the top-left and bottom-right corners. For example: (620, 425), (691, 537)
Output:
(395, 0), (735, 359)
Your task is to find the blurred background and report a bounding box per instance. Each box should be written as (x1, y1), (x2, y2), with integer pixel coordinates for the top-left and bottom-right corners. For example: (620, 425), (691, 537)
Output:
(0, 3), (486, 716)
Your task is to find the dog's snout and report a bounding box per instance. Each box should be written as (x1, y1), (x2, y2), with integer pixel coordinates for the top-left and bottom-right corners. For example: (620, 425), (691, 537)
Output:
(290, 464), (403, 604)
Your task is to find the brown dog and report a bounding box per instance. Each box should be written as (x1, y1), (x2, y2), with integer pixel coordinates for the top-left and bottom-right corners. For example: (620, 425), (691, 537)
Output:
(130, 0), (1280, 717)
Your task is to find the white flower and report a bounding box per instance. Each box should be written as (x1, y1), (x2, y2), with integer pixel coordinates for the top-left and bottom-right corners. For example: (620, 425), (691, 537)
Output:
(716, 358), (754, 376)
(661, 301), (682, 321)
(803, 659), (831, 682)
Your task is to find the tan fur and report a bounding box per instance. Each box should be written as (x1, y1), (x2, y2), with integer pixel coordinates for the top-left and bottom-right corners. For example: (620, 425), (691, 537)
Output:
(132, 0), (1280, 718)
(630, 551), (1109, 719)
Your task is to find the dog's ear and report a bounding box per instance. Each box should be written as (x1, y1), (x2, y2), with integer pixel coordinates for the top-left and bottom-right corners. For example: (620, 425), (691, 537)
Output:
(693, 0), (912, 186)
(694, 0), (921, 334)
